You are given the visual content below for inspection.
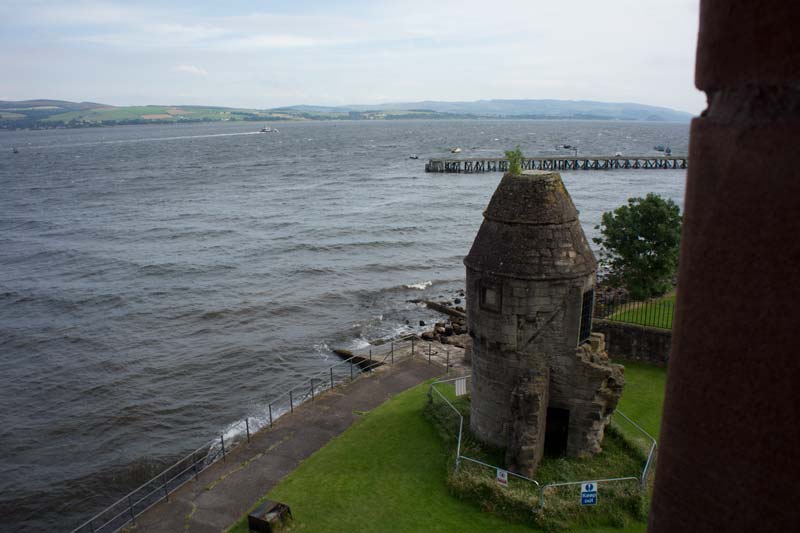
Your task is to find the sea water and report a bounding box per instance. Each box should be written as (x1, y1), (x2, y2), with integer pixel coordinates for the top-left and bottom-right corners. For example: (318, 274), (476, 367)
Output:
(0, 119), (688, 530)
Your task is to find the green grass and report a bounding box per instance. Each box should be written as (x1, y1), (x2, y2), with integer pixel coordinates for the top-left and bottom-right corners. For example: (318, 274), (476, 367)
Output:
(607, 294), (675, 329)
(615, 361), (667, 440)
(227, 362), (665, 533)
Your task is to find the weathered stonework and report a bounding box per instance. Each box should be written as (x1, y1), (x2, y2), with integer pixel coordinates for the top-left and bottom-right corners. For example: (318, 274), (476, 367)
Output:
(464, 170), (624, 476)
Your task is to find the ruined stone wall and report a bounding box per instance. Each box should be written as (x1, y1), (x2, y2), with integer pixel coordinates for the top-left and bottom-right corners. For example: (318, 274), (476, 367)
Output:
(592, 319), (671, 366)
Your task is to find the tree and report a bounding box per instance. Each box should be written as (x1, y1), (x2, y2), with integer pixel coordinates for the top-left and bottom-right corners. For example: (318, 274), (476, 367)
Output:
(593, 193), (682, 299)
(505, 145), (523, 175)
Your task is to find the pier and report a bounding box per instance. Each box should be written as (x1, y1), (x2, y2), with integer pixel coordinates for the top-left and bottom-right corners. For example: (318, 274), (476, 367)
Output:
(425, 155), (688, 173)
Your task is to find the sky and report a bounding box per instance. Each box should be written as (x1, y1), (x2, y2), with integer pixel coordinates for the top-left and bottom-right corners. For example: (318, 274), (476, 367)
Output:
(0, 0), (706, 114)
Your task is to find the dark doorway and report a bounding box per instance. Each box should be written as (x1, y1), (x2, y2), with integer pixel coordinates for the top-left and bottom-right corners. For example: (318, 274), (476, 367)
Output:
(545, 407), (570, 457)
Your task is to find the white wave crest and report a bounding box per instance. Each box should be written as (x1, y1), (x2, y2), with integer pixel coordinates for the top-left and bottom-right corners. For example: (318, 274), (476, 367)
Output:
(404, 280), (432, 290)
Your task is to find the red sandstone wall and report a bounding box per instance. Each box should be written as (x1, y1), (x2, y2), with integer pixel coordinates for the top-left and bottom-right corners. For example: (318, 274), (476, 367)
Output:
(649, 1), (800, 531)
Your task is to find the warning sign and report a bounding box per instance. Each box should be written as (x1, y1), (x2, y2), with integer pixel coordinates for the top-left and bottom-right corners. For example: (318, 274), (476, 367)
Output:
(580, 482), (598, 505)
(496, 468), (508, 487)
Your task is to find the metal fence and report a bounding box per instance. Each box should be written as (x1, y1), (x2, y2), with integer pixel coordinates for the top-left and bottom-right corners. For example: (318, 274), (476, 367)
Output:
(593, 291), (675, 329)
(71, 335), (434, 533)
(428, 376), (657, 512)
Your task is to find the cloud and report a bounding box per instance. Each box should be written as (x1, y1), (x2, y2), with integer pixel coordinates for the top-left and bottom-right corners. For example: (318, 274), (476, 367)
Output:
(176, 65), (208, 76)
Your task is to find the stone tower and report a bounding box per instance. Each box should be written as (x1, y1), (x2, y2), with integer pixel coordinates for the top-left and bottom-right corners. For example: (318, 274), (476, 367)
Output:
(464, 170), (624, 476)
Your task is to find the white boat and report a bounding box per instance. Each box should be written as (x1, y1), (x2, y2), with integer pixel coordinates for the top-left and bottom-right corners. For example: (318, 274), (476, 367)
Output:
(451, 147), (462, 153)
(259, 126), (279, 133)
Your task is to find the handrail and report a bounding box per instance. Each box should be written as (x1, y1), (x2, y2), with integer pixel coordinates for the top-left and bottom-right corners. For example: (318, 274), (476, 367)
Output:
(72, 336), (421, 533)
(428, 377), (658, 512)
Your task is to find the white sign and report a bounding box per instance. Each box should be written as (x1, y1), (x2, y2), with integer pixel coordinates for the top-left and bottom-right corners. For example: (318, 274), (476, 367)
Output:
(581, 482), (598, 506)
(496, 468), (508, 487)
(455, 377), (467, 397)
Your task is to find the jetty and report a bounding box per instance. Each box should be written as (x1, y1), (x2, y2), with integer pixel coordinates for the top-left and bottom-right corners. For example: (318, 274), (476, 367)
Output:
(425, 155), (688, 173)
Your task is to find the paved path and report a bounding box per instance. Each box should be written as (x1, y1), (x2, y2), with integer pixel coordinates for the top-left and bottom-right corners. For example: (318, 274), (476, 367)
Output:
(132, 357), (442, 532)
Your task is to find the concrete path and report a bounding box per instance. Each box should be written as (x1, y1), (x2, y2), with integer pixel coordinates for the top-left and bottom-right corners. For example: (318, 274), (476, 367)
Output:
(131, 357), (442, 532)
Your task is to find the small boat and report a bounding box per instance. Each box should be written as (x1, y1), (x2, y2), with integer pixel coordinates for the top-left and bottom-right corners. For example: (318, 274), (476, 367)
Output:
(409, 154), (419, 160)
(451, 147), (462, 153)
(614, 151), (623, 157)
(259, 126), (279, 133)
(653, 145), (666, 152)
(664, 147), (672, 155)
(12, 147), (19, 154)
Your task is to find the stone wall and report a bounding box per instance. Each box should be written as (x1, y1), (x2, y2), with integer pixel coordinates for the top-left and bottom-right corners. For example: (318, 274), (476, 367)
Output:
(592, 319), (671, 366)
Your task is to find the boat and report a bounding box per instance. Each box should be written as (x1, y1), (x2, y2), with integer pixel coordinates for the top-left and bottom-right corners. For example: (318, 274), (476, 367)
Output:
(259, 126), (279, 133)
(451, 147), (462, 153)
(665, 147), (672, 155)
(12, 147), (18, 154)
(409, 154), (419, 160)
(654, 145), (666, 152)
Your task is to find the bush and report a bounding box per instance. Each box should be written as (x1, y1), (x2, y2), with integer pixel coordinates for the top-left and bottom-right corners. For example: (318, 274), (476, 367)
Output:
(594, 194), (682, 300)
(505, 145), (523, 175)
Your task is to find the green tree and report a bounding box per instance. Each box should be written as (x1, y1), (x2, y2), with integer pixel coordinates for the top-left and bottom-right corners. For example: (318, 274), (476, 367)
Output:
(593, 193), (682, 299)
(505, 145), (523, 175)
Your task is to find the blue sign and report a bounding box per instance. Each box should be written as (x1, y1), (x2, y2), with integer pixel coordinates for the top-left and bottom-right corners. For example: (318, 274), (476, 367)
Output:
(581, 482), (598, 506)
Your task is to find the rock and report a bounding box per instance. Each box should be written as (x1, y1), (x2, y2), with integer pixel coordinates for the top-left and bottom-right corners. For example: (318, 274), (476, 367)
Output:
(332, 348), (353, 359)
(419, 320), (426, 327)
(447, 334), (471, 349)
(421, 331), (434, 341)
(454, 306), (465, 313)
(454, 298), (462, 304)
(444, 325), (454, 336)
(435, 326), (446, 335)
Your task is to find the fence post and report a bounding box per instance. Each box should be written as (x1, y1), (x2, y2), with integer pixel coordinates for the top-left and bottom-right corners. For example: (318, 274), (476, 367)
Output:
(412, 338), (415, 355)
(289, 390), (294, 414)
(162, 473), (169, 499)
(369, 349), (372, 372)
(245, 418), (250, 443)
(311, 379), (315, 400)
(220, 435), (226, 462)
(330, 367), (334, 390)
(127, 495), (136, 524)
(391, 341), (394, 364)
(446, 348), (450, 373)
(350, 362), (354, 381)
(193, 458), (199, 480)
(428, 344), (431, 365)
(269, 403), (273, 428)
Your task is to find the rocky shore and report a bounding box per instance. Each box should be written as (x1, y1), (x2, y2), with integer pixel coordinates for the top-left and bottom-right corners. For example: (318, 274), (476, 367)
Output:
(408, 288), (470, 349)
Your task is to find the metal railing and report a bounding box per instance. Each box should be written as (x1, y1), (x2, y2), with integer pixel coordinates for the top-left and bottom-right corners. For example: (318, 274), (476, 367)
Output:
(593, 292), (675, 329)
(428, 377), (657, 512)
(72, 335), (432, 533)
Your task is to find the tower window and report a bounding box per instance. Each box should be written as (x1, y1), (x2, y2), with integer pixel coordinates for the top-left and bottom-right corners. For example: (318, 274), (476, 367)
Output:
(578, 289), (594, 344)
(480, 282), (501, 312)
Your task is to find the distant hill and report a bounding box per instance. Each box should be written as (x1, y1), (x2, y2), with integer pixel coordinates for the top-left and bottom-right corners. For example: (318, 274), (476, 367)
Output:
(340, 99), (693, 122)
(0, 98), (693, 130)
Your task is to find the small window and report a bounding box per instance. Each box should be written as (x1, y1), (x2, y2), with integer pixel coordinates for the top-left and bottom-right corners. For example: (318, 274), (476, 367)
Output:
(480, 282), (501, 312)
(578, 289), (594, 344)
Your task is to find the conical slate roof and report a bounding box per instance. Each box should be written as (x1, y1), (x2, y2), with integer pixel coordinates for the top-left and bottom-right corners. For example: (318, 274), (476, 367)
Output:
(464, 170), (596, 280)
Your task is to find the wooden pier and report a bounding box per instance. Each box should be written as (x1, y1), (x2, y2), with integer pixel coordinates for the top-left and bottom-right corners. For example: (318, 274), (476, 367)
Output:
(424, 155), (688, 173)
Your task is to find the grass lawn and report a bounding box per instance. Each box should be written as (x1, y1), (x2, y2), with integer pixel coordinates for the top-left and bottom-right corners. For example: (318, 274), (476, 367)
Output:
(615, 361), (667, 440)
(607, 293), (675, 330)
(227, 362), (666, 533)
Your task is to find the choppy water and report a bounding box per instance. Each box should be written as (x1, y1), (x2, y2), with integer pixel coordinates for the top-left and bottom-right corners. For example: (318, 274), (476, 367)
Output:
(0, 119), (688, 531)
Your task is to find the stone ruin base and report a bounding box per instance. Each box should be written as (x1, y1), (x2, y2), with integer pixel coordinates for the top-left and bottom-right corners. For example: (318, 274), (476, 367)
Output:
(501, 333), (625, 476)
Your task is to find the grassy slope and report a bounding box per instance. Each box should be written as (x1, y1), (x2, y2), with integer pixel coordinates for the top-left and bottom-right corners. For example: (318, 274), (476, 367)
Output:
(41, 105), (279, 123)
(228, 362), (665, 533)
(614, 361), (667, 440)
(608, 294), (675, 330)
